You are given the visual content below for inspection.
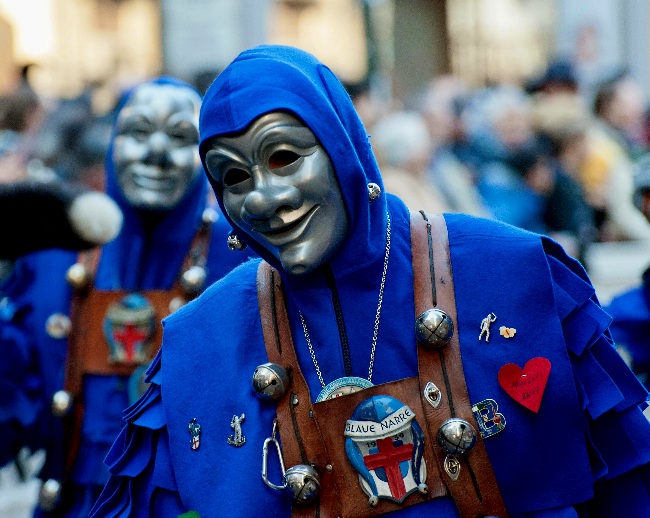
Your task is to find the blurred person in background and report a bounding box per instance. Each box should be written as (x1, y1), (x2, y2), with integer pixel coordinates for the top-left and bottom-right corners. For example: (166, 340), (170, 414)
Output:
(371, 109), (450, 214)
(419, 75), (492, 218)
(0, 69), (46, 183)
(530, 92), (598, 263)
(462, 85), (546, 232)
(582, 71), (650, 241)
(0, 75), (254, 517)
(527, 61), (650, 243)
(606, 153), (650, 389)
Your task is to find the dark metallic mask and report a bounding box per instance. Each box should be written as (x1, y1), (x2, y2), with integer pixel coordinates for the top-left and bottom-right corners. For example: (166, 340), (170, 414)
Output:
(204, 112), (349, 275)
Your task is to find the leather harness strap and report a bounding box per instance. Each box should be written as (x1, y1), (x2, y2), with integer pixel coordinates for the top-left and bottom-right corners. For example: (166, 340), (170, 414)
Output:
(256, 211), (508, 517)
(412, 211), (508, 517)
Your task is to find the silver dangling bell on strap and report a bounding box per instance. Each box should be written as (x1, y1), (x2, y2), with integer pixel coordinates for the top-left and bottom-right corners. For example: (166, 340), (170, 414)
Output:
(252, 363), (290, 400)
(181, 265), (207, 295)
(436, 417), (477, 455)
(415, 308), (454, 348)
(51, 390), (73, 417)
(285, 464), (321, 504)
(38, 479), (62, 511)
(367, 182), (381, 201)
(227, 232), (247, 251)
(65, 263), (90, 290)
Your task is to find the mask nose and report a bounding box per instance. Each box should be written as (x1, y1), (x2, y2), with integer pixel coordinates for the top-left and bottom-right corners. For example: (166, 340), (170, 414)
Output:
(145, 132), (171, 166)
(242, 167), (300, 220)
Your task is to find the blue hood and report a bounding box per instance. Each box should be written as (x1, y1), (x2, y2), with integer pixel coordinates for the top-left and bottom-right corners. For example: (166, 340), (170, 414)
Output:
(199, 45), (387, 277)
(100, 76), (208, 290)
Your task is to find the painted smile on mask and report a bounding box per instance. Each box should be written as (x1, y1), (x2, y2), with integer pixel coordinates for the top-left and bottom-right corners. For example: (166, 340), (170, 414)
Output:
(113, 83), (202, 211)
(204, 111), (349, 275)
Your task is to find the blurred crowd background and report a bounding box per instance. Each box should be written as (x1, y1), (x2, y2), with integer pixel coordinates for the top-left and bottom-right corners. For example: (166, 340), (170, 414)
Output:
(3, 0), (650, 515)
(2, 0), (650, 304)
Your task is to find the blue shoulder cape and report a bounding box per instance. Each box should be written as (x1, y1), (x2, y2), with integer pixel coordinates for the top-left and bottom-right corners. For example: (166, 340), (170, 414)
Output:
(90, 209), (650, 518)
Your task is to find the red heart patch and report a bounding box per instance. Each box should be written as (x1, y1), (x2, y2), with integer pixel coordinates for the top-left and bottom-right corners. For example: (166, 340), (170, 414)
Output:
(498, 357), (551, 413)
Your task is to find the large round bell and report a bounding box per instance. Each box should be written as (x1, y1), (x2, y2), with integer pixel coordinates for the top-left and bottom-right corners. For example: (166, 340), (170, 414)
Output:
(202, 207), (218, 224)
(252, 363), (290, 400)
(415, 308), (454, 348)
(181, 265), (207, 295)
(38, 479), (62, 511)
(65, 263), (90, 289)
(436, 418), (477, 455)
(51, 390), (73, 417)
(285, 464), (320, 504)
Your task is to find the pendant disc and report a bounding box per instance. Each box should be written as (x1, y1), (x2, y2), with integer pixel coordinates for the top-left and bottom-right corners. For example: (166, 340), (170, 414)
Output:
(315, 376), (373, 403)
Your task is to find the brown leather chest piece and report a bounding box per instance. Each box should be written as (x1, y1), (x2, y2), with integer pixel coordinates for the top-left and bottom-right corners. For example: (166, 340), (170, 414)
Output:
(256, 211), (507, 518)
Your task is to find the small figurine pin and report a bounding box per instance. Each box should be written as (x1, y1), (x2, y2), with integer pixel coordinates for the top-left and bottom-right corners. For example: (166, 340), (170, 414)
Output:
(227, 413), (246, 447)
(478, 312), (497, 342)
(189, 418), (201, 450)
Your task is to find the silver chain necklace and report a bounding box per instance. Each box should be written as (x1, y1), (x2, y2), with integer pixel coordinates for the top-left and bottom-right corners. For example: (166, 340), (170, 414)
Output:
(299, 212), (391, 401)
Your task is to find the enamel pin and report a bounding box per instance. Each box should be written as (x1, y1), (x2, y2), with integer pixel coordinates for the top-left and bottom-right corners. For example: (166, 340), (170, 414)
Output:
(471, 399), (506, 439)
(103, 294), (155, 365)
(478, 313), (497, 342)
(189, 418), (201, 450)
(345, 395), (427, 507)
(227, 413), (246, 447)
(499, 326), (516, 338)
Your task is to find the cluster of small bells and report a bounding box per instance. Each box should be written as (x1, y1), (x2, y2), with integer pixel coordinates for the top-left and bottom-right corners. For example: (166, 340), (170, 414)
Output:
(39, 208), (217, 511)
(251, 306), (478, 507)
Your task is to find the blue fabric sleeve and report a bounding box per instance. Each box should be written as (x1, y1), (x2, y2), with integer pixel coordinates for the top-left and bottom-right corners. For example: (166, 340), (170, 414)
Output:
(544, 239), (650, 516)
(89, 352), (185, 517)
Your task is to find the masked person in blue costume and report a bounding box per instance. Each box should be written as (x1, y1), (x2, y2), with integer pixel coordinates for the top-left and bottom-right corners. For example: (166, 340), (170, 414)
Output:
(0, 76), (255, 517)
(91, 47), (650, 518)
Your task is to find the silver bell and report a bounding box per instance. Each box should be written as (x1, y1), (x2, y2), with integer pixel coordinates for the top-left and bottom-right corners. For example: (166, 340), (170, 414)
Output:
(202, 207), (218, 224)
(252, 363), (289, 400)
(285, 464), (320, 504)
(415, 308), (454, 348)
(38, 479), (62, 511)
(65, 263), (90, 289)
(437, 417), (477, 455)
(181, 265), (207, 295)
(51, 390), (73, 417)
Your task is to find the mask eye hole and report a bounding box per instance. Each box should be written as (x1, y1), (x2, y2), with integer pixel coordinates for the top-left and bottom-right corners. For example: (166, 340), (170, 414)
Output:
(223, 168), (251, 187)
(268, 150), (300, 169)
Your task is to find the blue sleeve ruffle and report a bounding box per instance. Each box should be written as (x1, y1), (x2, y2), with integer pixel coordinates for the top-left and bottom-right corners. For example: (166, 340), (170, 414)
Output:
(544, 240), (650, 516)
(0, 263), (44, 466)
(89, 352), (185, 517)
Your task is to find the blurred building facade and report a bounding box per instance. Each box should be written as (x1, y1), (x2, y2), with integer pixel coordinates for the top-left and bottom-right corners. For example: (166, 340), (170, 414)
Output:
(0, 0), (648, 109)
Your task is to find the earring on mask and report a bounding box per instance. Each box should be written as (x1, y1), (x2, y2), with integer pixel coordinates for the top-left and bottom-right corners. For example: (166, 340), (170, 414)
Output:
(227, 232), (248, 251)
(368, 182), (381, 202)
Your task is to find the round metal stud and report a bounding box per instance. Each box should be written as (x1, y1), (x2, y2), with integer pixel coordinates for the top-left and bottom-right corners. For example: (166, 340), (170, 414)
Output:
(202, 207), (219, 224)
(169, 296), (186, 314)
(65, 263), (90, 289)
(252, 363), (290, 400)
(285, 464), (320, 504)
(436, 417), (477, 455)
(415, 308), (454, 348)
(227, 232), (247, 251)
(45, 313), (72, 339)
(51, 390), (73, 417)
(181, 265), (207, 295)
(367, 182), (381, 201)
(38, 479), (62, 511)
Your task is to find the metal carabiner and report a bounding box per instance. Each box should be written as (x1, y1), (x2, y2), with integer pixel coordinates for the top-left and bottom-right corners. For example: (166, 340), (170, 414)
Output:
(261, 419), (287, 491)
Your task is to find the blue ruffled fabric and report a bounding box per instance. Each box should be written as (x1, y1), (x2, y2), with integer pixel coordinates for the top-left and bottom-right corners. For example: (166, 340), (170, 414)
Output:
(542, 240), (650, 515)
(89, 352), (184, 518)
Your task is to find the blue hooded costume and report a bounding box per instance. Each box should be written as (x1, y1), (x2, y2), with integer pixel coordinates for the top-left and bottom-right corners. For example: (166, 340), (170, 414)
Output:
(0, 76), (254, 517)
(91, 47), (650, 517)
(605, 267), (650, 389)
